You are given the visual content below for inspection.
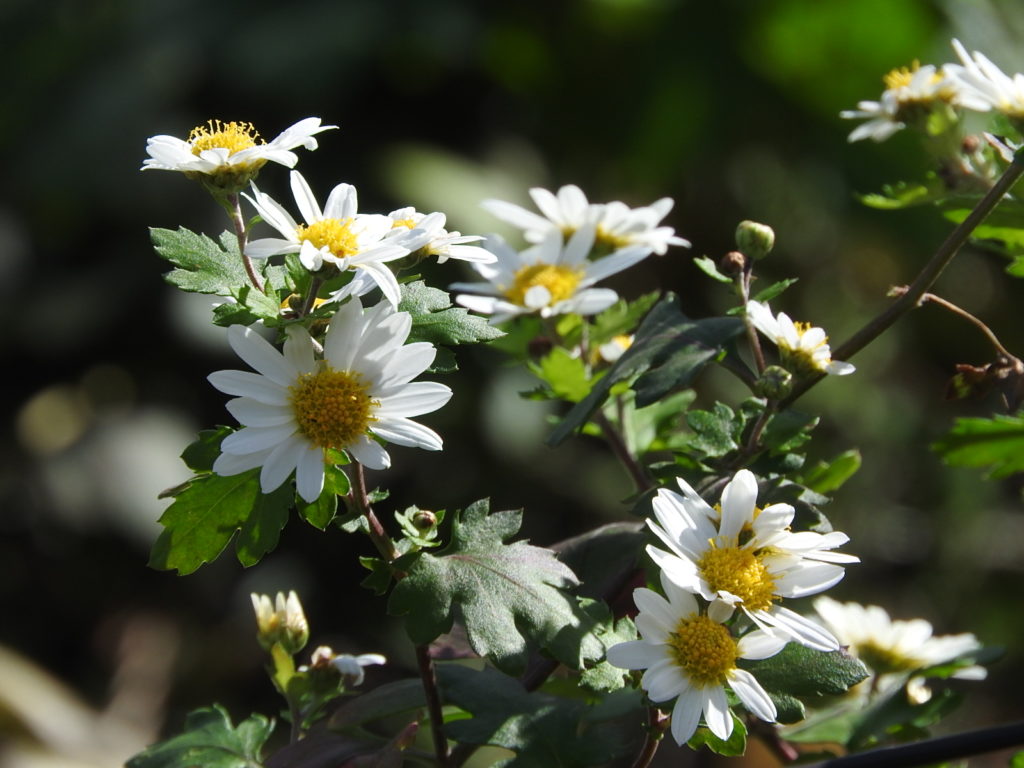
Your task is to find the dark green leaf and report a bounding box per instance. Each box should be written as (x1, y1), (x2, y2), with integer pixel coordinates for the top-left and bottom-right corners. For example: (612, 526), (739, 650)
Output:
(388, 500), (602, 674)
(686, 403), (741, 458)
(399, 280), (504, 351)
(553, 522), (646, 600)
(800, 449), (862, 494)
(297, 465), (348, 529)
(848, 687), (962, 750)
(762, 409), (818, 454)
(752, 277), (798, 304)
(687, 715), (747, 756)
(235, 482), (293, 567)
(181, 427), (233, 473)
(932, 413), (1024, 478)
(359, 556), (394, 596)
(548, 295), (743, 446)
(151, 228), (253, 296)
(126, 704), (273, 768)
(740, 643), (868, 698)
(212, 301), (263, 328)
(329, 679), (427, 730)
(438, 664), (640, 767)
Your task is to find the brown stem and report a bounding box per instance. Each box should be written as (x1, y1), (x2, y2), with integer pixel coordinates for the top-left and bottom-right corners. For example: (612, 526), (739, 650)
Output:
(914, 290), (1016, 358)
(628, 707), (670, 768)
(738, 267), (767, 375)
(784, 149), (1024, 406)
(350, 461), (398, 562)
(593, 409), (654, 494)
(298, 276), (323, 318)
(416, 644), (450, 768)
(226, 192), (266, 294)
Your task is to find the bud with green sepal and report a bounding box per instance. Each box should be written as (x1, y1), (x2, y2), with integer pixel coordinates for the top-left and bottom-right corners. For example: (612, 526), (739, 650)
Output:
(736, 220), (775, 261)
(754, 365), (794, 400)
(251, 590), (309, 654)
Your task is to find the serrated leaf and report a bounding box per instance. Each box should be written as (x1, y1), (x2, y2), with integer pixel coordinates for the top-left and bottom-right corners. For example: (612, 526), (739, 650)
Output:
(740, 643), (868, 699)
(126, 704), (273, 768)
(150, 470), (292, 575)
(800, 449), (862, 494)
(388, 500), (601, 674)
(438, 664), (640, 767)
(531, 348), (592, 402)
(548, 295), (743, 446)
(932, 413), (1024, 478)
(151, 228), (253, 296)
(399, 280), (504, 350)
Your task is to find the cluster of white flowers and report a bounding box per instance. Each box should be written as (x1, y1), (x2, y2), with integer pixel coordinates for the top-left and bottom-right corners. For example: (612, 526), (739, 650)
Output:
(607, 470), (858, 746)
(843, 38), (1024, 142)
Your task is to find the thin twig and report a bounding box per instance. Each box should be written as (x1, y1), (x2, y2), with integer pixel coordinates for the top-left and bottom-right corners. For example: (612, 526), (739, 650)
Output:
(298, 276), (323, 318)
(738, 266), (767, 375)
(416, 644), (450, 768)
(226, 192), (266, 294)
(914, 289), (1015, 358)
(350, 462), (398, 562)
(784, 150), (1024, 407)
(593, 409), (654, 494)
(628, 707), (670, 768)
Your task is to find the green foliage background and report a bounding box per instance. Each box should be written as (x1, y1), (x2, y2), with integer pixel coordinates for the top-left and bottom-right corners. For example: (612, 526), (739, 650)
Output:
(3, 0), (1024, 764)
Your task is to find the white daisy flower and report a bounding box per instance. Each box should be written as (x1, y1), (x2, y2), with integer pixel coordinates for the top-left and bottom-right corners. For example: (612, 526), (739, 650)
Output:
(813, 596), (986, 703)
(949, 38), (1024, 120)
(746, 300), (855, 377)
(141, 117), (337, 182)
(208, 298), (452, 502)
(451, 226), (649, 324)
(481, 184), (689, 256)
(386, 207), (495, 264)
(304, 646), (387, 687)
(607, 571), (785, 746)
(647, 469), (858, 651)
(244, 171), (409, 306)
(841, 62), (961, 143)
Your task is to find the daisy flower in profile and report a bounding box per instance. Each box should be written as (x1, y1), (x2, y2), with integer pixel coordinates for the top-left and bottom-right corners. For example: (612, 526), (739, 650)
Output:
(208, 298), (452, 502)
(949, 38), (1024, 122)
(304, 646), (387, 687)
(245, 171), (409, 306)
(481, 184), (689, 256)
(841, 62), (961, 143)
(647, 469), (858, 651)
(141, 117), (337, 188)
(386, 207), (495, 264)
(813, 596), (986, 703)
(451, 225), (649, 324)
(746, 300), (855, 377)
(606, 571), (784, 746)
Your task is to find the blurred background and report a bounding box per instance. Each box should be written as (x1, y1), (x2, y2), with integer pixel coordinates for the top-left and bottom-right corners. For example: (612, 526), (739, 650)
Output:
(3, 0), (1024, 765)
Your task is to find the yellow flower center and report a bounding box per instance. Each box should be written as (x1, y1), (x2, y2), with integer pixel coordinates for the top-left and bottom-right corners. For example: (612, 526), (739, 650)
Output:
(596, 225), (632, 250)
(289, 367), (376, 450)
(188, 120), (264, 156)
(697, 545), (777, 612)
(857, 642), (924, 675)
(296, 218), (360, 260)
(883, 61), (921, 91)
(667, 615), (738, 687)
(504, 264), (584, 307)
(391, 218), (418, 230)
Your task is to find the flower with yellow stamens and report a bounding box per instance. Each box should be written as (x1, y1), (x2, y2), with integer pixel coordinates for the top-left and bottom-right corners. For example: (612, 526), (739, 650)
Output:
(746, 300), (855, 377)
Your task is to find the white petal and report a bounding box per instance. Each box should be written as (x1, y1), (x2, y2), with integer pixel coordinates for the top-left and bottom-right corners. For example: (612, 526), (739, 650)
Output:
(756, 606), (839, 651)
(774, 562), (847, 598)
(719, 469), (758, 540)
(370, 417), (443, 450)
(632, 588), (678, 641)
(605, 639), (665, 670)
(227, 326), (298, 387)
(375, 382), (453, 417)
(208, 370), (289, 405)
(295, 444), (326, 503)
(226, 397), (294, 427)
(259, 435), (305, 493)
(289, 171), (323, 224)
(702, 686), (733, 741)
(737, 630), (787, 660)
(221, 423), (297, 454)
(643, 659), (688, 703)
(728, 668), (777, 722)
(669, 686), (703, 746)
(213, 447), (272, 476)
(347, 435), (391, 470)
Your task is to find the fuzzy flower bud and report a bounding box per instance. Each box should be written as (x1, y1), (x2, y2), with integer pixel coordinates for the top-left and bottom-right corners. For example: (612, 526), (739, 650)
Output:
(251, 590), (309, 654)
(736, 221), (775, 261)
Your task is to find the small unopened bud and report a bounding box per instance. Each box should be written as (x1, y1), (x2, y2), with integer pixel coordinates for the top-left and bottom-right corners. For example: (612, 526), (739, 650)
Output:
(736, 220), (775, 261)
(719, 251), (747, 275)
(251, 590), (309, 654)
(962, 134), (981, 154)
(412, 509), (438, 531)
(754, 365), (794, 401)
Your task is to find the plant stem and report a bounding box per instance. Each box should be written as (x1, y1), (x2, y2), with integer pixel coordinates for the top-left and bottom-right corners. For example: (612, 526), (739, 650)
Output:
(298, 276), (323, 318)
(593, 410), (654, 494)
(226, 192), (266, 294)
(738, 265), (767, 375)
(808, 720), (1024, 768)
(350, 461), (398, 563)
(416, 644), (450, 768)
(784, 150), (1024, 406)
(628, 708), (669, 768)
(913, 289), (1016, 358)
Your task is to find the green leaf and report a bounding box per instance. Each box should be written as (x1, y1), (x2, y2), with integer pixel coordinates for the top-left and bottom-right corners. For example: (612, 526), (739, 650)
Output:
(388, 500), (602, 674)
(297, 464), (349, 529)
(751, 277), (798, 304)
(762, 409), (818, 454)
(800, 449), (862, 494)
(590, 292), (661, 345)
(530, 348), (592, 402)
(438, 664), (640, 767)
(181, 427), (233, 472)
(859, 176), (948, 210)
(553, 522), (646, 600)
(740, 643), (869, 699)
(126, 704), (273, 768)
(686, 402), (741, 458)
(150, 470), (293, 575)
(932, 413), (1024, 478)
(151, 228), (253, 297)
(329, 679), (427, 730)
(399, 280), (504, 359)
(693, 255), (734, 284)
(687, 715), (747, 756)
(548, 295), (743, 446)
(847, 687), (962, 750)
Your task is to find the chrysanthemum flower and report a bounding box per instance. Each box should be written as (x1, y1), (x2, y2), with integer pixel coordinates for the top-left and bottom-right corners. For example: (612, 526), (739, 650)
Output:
(251, 590), (308, 653)
(813, 596), (986, 702)
(949, 38), (1024, 121)
(141, 117), (337, 187)
(386, 207), (495, 264)
(244, 171), (409, 306)
(746, 301), (855, 377)
(451, 226), (649, 324)
(606, 572), (784, 746)
(647, 470), (858, 651)
(481, 184), (689, 256)
(208, 298), (452, 502)
(303, 646), (386, 687)
(841, 62), (962, 142)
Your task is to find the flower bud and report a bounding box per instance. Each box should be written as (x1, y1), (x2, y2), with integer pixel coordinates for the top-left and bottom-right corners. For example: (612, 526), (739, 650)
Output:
(754, 365), (794, 401)
(719, 251), (747, 275)
(412, 509), (438, 531)
(251, 590), (309, 654)
(735, 221), (775, 261)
